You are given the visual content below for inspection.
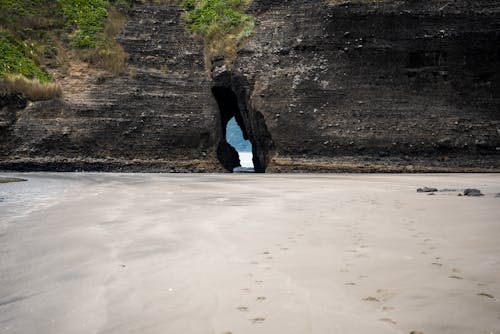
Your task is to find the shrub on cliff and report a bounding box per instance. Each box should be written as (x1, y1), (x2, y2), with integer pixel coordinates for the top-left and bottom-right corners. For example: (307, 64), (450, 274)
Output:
(0, 32), (51, 82)
(58, 0), (109, 48)
(182, 0), (254, 65)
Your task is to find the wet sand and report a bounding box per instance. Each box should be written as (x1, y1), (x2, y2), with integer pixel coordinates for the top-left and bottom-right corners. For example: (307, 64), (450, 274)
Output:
(0, 173), (499, 334)
(0, 177), (26, 184)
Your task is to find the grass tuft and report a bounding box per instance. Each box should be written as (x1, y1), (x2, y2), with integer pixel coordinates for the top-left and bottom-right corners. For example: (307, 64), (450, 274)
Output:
(83, 7), (129, 75)
(3, 74), (62, 101)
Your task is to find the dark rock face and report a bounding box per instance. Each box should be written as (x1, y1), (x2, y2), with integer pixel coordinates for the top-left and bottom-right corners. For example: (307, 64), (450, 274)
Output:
(234, 0), (500, 171)
(217, 140), (241, 171)
(0, 5), (223, 172)
(0, 93), (27, 110)
(1, 0), (499, 172)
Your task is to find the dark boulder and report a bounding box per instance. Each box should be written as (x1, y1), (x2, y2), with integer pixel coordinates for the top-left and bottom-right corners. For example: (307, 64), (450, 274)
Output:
(463, 189), (483, 197)
(417, 187), (438, 193)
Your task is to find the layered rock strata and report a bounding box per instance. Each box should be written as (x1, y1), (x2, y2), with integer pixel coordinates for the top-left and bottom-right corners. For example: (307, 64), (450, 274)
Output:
(234, 0), (500, 171)
(0, 4), (222, 172)
(1, 0), (499, 172)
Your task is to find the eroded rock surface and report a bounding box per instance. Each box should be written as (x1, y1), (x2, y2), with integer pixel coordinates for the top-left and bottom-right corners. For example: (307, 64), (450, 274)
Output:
(0, 4), (222, 172)
(235, 0), (500, 171)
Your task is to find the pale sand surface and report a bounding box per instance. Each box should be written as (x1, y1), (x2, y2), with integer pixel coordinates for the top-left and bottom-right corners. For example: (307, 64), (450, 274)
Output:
(0, 173), (499, 334)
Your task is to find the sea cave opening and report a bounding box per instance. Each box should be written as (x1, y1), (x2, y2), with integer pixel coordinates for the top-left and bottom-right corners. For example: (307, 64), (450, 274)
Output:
(212, 71), (272, 173)
(212, 85), (255, 172)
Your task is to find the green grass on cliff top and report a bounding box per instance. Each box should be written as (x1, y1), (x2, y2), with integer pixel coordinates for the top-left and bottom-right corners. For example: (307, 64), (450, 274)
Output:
(0, 0), (253, 82)
(0, 0), (130, 81)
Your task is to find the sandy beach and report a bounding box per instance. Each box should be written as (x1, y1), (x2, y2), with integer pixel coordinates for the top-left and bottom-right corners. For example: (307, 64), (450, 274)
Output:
(0, 173), (499, 334)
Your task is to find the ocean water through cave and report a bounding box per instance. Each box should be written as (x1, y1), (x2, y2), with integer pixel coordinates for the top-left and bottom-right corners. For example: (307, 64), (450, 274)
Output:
(226, 117), (254, 171)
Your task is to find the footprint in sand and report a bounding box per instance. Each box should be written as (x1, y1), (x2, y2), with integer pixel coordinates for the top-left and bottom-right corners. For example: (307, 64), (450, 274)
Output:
(250, 261), (259, 265)
(477, 292), (495, 299)
(382, 306), (395, 312)
(380, 318), (397, 325)
(410, 331), (424, 334)
(254, 280), (263, 285)
(241, 288), (251, 293)
(431, 262), (443, 267)
(375, 289), (396, 302)
(256, 296), (267, 301)
(237, 306), (248, 312)
(451, 268), (461, 273)
(250, 317), (265, 324)
(363, 296), (380, 302)
(449, 275), (463, 280)
(345, 282), (357, 286)
(262, 251), (270, 255)
(281, 247), (289, 251)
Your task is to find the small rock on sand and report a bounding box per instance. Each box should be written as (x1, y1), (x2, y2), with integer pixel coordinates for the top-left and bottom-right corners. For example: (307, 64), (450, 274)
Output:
(417, 187), (438, 193)
(463, 189), (483, 197)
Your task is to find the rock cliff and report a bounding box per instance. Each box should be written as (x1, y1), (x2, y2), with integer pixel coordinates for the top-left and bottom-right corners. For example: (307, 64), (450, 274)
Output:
(233, 0), (500, 171)
(0, 4), (222, 172)
(1, 0), (499, 172)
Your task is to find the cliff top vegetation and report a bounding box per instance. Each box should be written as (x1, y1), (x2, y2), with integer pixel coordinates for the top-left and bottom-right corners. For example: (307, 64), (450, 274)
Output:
(0, 0), (254, 99)
(182, 0), (254, 65)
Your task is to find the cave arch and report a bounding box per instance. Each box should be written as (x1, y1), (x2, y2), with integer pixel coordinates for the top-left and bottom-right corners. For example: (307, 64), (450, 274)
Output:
(211, 68), (272, 173)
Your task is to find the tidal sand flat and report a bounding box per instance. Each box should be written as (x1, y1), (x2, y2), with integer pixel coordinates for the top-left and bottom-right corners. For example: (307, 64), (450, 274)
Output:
(0, 173), (499, 334)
